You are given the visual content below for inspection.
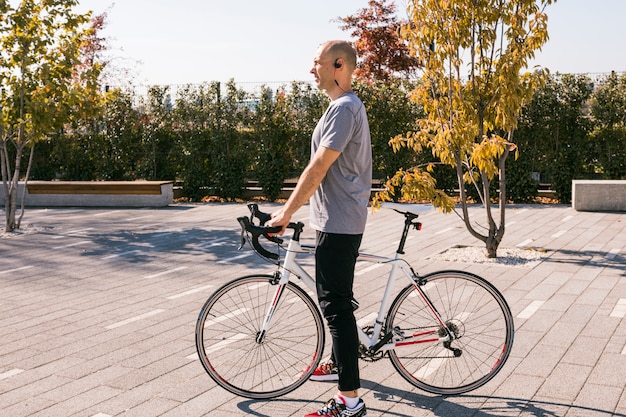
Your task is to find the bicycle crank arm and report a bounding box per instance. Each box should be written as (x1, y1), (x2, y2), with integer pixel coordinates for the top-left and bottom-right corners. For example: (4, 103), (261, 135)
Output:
(368, 332), (394, 354)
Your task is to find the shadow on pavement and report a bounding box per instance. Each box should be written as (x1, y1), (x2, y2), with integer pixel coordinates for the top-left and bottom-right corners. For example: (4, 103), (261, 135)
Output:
(234, 381), (625, 417)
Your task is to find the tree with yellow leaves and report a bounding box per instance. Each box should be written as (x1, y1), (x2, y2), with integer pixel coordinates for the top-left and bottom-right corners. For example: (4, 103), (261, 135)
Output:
(0, 0), (105, 232)
(375, 0), (554, 257)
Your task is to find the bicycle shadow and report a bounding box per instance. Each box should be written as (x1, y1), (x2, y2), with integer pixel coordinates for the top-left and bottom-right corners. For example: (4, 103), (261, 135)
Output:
(235, 380), (625, 417)
(542, 247), (626, 275)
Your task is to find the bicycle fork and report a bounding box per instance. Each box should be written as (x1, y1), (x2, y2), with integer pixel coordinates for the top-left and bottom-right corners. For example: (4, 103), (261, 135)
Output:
(255, 272), (286, 344)
(255, 245), (303, 344)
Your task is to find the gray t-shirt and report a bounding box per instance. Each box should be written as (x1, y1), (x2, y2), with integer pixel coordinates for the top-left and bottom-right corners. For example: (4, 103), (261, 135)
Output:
(309, 92), (372, 235)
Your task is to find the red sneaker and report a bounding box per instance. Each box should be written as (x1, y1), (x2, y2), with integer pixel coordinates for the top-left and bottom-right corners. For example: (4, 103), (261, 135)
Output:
(309, 360), (339, 381)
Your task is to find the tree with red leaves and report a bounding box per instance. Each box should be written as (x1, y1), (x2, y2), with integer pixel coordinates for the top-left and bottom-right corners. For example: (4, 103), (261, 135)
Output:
(337, 0), (421, 82)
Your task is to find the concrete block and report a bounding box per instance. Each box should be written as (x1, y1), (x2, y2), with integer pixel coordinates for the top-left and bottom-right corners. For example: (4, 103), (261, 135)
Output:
(572, 180), (626, 212)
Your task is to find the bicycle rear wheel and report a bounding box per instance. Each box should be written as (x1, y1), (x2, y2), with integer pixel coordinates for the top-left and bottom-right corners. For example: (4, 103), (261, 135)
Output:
(386, 270), (514, 395)
(195, 274), (324, 399)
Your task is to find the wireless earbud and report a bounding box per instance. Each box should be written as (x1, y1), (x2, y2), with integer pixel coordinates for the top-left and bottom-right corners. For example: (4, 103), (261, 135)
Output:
(334, 60), (342, 69)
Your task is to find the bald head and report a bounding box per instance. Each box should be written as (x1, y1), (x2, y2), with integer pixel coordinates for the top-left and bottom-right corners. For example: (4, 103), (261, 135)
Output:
(320, 40), (357, 72)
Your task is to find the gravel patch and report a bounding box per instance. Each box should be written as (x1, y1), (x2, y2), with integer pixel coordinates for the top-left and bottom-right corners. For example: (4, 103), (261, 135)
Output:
(0, 224), (55, 238)
(428, 245), (548, 268)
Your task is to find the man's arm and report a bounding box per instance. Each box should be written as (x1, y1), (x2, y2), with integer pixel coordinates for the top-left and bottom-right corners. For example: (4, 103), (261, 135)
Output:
(267, 146), (340, 233)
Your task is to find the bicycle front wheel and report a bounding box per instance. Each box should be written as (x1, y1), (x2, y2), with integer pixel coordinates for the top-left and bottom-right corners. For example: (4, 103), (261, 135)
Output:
(386, 270), (514, 395)
(195, 274), (325, 399)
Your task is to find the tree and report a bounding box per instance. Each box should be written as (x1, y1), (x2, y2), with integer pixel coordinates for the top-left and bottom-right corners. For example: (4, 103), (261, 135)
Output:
(589, 72), (626, 180)
(337, 0), (422, 82)
(354, 79), (425, 180)
(516, 73), (593, 202)
(254, 86), (291, 201)
(139, 85), (177, 181)
(377, 0), (554, 257)
(0, 0), (104, 231)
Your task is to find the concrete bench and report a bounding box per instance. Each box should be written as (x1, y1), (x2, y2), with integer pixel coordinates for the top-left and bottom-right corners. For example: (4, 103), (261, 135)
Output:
(0, 181), (173, 207)
(572, 180), (626, 212)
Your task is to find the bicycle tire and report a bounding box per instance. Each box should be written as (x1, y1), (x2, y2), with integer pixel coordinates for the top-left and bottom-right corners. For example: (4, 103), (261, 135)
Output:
(386, 270), (514, 395)
(195, 274), (325, 399)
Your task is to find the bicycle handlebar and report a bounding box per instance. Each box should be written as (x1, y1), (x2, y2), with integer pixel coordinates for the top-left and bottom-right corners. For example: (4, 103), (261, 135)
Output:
(237, 203), (303, 261)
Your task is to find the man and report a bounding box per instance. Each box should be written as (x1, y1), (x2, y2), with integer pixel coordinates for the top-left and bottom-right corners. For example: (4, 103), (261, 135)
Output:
(268, 40), (371, 417)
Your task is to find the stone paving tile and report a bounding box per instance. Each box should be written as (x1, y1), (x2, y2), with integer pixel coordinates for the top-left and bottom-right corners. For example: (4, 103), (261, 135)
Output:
(1, 203), (625, 417)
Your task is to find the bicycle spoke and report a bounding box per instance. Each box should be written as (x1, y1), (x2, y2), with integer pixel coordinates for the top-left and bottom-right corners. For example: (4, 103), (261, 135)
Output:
(196, 275), (324, 399)
(386, 270), (514, 395)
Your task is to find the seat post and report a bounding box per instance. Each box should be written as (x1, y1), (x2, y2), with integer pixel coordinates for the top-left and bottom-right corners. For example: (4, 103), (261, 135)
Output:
(396, 213), (418, 255)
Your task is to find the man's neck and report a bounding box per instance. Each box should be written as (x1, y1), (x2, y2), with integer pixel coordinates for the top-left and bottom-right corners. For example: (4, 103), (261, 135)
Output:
(327, 85), (352, 101)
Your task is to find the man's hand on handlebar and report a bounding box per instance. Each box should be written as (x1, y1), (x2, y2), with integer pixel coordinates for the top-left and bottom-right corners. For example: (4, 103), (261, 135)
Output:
(266, 207), (292, 236)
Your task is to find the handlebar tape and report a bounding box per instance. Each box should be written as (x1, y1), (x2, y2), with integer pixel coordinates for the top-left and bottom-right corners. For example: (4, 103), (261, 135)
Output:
(237, 216), (282, 260)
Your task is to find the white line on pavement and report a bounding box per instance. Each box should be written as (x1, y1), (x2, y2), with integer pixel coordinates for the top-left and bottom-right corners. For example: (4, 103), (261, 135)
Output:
(434, 227), (453, 235)
(93, 211), (118, 217)
(204, 333), (247, 355)
(203, 308), (249, 328)
(0, 368), (24, 380)
(551, 230), (567, 238)
(0, 266), (33, 275)
(355, 263), (383, 276)
(606, 248), (620, 260)
(357, 312), (378, 328)
(105, 309), (165, 330)
(217, 253), (253, 264)
(167, 284), (214, 300)
(517, 300), (544, 319)
(195, 237), (229, 249)
(517, 239), (534, 247)
(415, 354), (447, 379)
(51, 227), (94, 239)
(610, 299), (626, 318)
(101, 250), (142, 260)
(562, 215), (574, 222)
(148, 232), (173, 240)
(144, 266), (188, 279)
(53, 240), (91, 250)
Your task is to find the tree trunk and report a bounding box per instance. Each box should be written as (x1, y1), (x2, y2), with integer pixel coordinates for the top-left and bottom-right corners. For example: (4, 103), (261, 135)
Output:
(3, 141), (24, 233)
(485, 231), (500, 258)
(17, 143), (35, 229)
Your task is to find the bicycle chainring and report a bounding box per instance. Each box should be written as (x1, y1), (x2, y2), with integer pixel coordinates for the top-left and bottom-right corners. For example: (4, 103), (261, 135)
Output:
(358, 326), (386, 362)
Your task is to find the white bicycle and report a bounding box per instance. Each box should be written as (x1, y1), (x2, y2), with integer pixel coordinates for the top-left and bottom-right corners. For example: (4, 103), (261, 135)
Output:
(195, 203), (514, 399)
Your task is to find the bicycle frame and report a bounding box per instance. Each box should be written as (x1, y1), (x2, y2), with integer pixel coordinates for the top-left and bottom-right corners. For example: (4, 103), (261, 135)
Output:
(257, 232), (452, 355)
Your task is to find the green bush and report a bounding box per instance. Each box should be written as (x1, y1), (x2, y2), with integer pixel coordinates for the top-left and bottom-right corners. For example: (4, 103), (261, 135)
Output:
(354, 80), (424, 180)
(253, 86), (292, 201)
(27, 73), (626, 202)
(506, 154), (539, 203)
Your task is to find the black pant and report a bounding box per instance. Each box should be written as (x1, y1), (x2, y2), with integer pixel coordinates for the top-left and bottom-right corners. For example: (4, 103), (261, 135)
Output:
(315, 231), (362, 392)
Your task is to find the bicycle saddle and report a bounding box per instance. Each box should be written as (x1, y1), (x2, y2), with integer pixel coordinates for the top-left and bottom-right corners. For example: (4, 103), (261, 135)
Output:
(380, 202), (433, 217)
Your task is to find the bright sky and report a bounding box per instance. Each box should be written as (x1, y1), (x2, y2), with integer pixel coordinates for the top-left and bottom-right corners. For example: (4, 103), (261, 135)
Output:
(80, 0), (626, 86)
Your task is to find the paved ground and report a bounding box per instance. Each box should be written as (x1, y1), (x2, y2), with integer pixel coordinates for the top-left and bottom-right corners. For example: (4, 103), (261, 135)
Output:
(0, 203), (624, 417)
